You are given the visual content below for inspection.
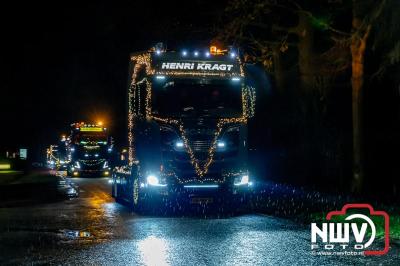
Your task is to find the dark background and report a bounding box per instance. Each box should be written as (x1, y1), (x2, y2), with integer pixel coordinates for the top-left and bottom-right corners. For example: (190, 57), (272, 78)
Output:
(0, 0), (226, 159)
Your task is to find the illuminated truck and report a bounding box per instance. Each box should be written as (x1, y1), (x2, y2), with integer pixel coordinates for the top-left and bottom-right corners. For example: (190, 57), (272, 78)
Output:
(67, 122), (112, 177)
(112, 44), (256, 210)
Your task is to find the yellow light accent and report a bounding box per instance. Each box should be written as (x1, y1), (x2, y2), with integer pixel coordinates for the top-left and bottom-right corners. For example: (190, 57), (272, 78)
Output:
(73, 171), (79, 176)
(0, 164), (11, 170)
(80, 127), (103, 132)
(210, 46), (225, 55)
(97, 121), (103, 126)
(128, 53), (153, 165)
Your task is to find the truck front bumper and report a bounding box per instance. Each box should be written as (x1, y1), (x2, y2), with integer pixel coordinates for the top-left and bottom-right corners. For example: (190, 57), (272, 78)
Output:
(140, 182), (253, 206)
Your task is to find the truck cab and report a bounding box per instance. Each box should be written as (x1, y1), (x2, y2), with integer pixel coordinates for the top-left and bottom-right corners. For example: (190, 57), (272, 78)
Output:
(67, 123), (112, 177)
(112, 44), (256, 210)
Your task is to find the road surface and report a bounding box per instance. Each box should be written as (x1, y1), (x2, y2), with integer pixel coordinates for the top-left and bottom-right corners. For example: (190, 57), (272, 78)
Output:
(0, 177), (398, 265)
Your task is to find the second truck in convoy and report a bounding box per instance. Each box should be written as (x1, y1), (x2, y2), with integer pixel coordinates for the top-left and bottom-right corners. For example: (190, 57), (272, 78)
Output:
(112, 44), (256, 209)
(67, 122), (112, 177)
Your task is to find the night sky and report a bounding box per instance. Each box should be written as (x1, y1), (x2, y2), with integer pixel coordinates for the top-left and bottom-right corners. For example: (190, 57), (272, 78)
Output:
(1, 1), (226, 159)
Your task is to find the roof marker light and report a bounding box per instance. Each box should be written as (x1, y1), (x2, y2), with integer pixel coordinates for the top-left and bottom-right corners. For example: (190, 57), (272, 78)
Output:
(182, 50), (187, 56)
(194, 51), (199, 56)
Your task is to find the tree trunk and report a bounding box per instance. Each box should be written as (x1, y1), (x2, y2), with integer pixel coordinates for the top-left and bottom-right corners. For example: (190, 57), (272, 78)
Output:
(272, 45), (285, 93)
(297, 12), (316, 93)
(350, 14), (371, 192)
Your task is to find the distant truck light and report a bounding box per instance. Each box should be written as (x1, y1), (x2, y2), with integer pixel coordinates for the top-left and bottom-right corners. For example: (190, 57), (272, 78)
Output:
(0, 163), (11, 170)
(80, 127), (104, 132)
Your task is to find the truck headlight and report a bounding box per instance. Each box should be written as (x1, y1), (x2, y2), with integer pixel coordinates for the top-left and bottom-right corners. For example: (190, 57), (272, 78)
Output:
(147, 175), (159, 186)
(175, 141), (184, 148)
(234, 175), (250, 186)
(217, 141), (226, 151)
(146, 175), (167, 187)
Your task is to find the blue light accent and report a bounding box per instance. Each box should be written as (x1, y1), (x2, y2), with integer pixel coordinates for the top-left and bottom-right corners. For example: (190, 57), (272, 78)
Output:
(182, 50), (188, 56)
(155, 75), (166, 80)
(84, 154), (89, 157)
(217, 141), (225, 148)
(95, 154), (99, 157)
(184, 185), (219, 188)
(231, 77), (241, 82)
(230, 52), (236, 58)
(205, 52), (210, 57)
(156, 50), (161, 55)
(194, 51), (199, 56)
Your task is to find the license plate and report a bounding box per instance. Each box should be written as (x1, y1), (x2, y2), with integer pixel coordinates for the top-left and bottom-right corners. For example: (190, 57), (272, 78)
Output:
(190, 197), (214, 204)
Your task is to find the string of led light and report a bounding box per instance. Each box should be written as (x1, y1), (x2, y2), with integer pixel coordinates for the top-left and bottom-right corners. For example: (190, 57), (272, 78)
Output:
(128, 53), (152, 165)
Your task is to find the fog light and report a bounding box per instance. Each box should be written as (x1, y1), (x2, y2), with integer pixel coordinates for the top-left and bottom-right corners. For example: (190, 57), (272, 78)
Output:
(104, 171), (110, 176)
(73, 171), (79, 176)
(234, 175), (249, 186)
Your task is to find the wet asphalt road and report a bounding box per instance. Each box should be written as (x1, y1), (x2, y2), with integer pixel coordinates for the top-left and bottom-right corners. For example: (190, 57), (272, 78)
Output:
(0, 177), (399, 265)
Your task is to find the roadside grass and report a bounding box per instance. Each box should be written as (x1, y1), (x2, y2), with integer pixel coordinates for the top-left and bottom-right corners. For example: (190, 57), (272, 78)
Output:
(309, 210), (400, 241)
(0, 171), (24, 185)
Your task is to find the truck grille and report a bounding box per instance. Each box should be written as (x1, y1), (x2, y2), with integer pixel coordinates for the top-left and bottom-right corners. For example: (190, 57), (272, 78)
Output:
(188, 140), (212, 152)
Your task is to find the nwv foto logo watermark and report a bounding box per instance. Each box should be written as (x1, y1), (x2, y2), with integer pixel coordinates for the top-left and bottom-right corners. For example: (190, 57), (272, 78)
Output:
(310, 204), (390, 256)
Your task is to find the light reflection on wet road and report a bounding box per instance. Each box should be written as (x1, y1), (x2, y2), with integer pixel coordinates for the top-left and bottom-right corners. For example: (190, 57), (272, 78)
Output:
(0, 178), (398, 265)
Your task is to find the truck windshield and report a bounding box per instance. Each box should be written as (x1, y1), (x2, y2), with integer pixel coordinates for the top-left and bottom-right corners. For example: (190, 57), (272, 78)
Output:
(152, 79), (242, 118)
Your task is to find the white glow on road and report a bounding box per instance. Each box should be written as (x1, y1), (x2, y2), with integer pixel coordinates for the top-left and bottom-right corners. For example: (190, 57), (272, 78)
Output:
(138, 235), (170, 266)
